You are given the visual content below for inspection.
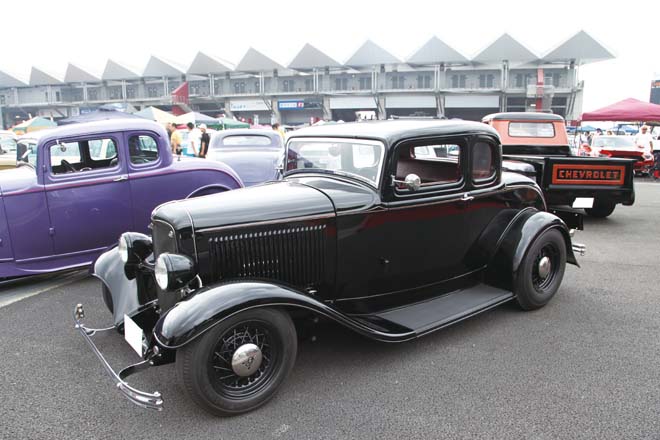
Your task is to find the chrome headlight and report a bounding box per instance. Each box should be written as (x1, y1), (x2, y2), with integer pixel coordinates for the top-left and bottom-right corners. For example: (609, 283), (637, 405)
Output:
(155, 253), (196, 291)
(118, 232), (152, 265)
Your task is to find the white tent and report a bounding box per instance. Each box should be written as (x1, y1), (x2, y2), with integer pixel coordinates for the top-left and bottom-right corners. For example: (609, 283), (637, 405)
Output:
(134, 106), (178, 124)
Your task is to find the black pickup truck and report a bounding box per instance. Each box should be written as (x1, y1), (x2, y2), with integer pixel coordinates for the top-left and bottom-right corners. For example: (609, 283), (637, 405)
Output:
(483, 112), (635, 218)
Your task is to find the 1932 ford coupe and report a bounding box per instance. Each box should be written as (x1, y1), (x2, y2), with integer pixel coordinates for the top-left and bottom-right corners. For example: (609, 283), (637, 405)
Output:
(74, 120), (585, 416)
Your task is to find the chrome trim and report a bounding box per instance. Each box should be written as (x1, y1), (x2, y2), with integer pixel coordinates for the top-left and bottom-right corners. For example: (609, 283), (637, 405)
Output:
(184, 208), (198, 263)
(195, 213), (335, 234)
(72, 304), (163, 411)
(572, 242), (586, 256)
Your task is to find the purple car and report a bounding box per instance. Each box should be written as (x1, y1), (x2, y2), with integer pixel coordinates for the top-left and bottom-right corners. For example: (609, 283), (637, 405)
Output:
(0, 119), (242, 279)
(206, 129), (284, 186)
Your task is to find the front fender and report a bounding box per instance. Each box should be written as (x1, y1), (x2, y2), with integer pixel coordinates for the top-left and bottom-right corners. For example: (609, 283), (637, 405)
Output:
(92, 246), (139, 326)
(153, 281), (414, 348)
(485, 209), (577, 291)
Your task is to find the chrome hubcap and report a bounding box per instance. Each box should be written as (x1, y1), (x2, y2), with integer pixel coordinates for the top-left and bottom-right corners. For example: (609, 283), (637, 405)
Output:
(231, 343), (263, 377)
(538, 256), (551, 279)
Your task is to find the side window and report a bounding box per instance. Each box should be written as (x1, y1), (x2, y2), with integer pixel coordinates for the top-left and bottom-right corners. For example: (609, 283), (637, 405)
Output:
(395, 141), (463, 191)
(50, 138), (119, 175)
(471, 141), (497, 183)
(50, 142), (82, 174)
(129, 135), (159, 165)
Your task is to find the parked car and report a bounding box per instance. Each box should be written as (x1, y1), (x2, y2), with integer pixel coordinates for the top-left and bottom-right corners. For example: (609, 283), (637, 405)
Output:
(0, 119), (242, 279)
(74, 119), (584, 415)
(580, 135), (654, 176)
(0, 130), (17, 170)
(483, 112), (636, 218)
(206, 129), (284, 186)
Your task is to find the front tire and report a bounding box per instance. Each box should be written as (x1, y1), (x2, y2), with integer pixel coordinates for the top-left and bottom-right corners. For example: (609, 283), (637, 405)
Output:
(514, 228), (567, 311)
(175, 308), (297, 416)
(585, 200), (616, 218)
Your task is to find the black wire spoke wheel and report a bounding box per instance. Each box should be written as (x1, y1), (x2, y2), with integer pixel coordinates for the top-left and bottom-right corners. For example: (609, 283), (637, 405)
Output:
(176, 308), (297, 416)
(209, 321), (280, 399)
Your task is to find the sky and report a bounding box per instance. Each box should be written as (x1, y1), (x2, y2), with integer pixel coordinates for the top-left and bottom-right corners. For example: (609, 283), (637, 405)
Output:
(2, 0), (659, 112)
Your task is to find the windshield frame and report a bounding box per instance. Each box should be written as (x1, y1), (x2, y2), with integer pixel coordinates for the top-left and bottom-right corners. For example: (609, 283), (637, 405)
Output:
(284, 136), (386, 189)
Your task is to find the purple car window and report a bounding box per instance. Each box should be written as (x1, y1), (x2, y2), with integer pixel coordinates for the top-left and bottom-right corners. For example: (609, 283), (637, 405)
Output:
(129, 135), (159, 165)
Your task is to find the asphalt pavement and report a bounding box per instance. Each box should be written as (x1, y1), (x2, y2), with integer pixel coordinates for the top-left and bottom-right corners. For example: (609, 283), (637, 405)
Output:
(1, 180), (660, 440)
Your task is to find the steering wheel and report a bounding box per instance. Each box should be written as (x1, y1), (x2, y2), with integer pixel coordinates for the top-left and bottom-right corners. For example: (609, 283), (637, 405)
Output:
(60, 159), (76, 173)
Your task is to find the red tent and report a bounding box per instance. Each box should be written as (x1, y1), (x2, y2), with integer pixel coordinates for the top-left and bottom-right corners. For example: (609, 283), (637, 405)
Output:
(581, 98), (660, 122)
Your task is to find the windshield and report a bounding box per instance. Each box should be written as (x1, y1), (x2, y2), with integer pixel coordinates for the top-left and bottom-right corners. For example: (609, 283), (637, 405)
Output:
(592, 136), (635, 149)
(17, 140), (38, 167)
(286, 138), (385, 187)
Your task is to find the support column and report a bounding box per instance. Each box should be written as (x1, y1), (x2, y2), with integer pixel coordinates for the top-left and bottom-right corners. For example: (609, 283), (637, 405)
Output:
(377, 95), (387, 120)
(436, 94), (444, 118)
(322, 96), (332, 120)
(271, 97), (281, 124)
(122, 80), (127, 101)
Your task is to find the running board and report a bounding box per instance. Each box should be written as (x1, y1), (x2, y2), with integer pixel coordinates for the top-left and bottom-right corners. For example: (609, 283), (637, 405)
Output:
(353, 284), (514, 338)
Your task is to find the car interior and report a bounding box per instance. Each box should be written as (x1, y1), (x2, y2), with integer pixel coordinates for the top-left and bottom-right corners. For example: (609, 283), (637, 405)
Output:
(395, 144), (462, 188)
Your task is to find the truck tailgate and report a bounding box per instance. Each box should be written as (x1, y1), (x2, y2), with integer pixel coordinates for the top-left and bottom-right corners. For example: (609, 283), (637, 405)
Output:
(503, 155), (636, 207)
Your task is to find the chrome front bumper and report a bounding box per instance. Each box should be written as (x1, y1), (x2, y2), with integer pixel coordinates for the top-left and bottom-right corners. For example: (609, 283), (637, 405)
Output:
(73, 304), (163, 410)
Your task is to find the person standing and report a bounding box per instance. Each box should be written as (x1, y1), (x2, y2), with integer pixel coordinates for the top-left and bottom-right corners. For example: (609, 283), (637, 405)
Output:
(272, 122), (285, 141)
(186, 122), (198, 157)
(634, 125), (654, 154)
(170, 123), (183, 156)
(198, 124), (210, 158)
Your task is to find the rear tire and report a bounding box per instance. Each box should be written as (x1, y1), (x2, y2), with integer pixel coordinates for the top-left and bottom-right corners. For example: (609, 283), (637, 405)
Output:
(176, 308), (297, 416)
(585, 200), (616, 218)
(514, 229), (567, 311)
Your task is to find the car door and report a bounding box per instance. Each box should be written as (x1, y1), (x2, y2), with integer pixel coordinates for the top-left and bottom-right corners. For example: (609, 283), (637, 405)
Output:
(336, 136), (475, 301)
(44, 134), (134, 256)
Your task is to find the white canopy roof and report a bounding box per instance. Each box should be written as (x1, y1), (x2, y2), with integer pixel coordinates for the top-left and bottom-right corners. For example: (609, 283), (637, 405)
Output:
(187, 52), (234, 75)
(407, 36), (468, 65)
(543, 30), (614, 65)
(345, 40), (400, 67)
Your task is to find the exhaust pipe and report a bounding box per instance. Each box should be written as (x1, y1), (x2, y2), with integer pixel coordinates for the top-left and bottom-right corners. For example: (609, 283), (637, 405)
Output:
(572, 243), (586, 256)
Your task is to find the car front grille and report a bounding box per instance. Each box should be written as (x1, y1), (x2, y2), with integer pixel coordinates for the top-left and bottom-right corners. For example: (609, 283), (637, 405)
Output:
(152, 220), (177, 258)
(208, 224), (327, 288)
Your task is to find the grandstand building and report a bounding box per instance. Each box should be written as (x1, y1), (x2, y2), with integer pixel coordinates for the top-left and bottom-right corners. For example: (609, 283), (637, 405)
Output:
(0, 31), (613, 128)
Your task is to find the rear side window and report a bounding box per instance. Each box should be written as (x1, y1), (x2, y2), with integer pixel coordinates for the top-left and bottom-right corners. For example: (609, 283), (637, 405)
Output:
(222, 135), (273, 146)
(508, 122), (555, 138)
(472, 141), (497, 182)
(128, 135), (159, 165)
(395, 142), (462, 190)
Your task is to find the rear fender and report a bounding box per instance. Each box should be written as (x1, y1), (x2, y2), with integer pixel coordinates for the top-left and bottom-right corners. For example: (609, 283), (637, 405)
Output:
(485, 209), (577, 291)
(153, 281), (413, 348)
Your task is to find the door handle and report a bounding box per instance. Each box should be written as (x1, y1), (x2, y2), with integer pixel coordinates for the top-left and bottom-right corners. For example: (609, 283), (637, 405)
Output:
(460, 193), (474, 202)
(114, 175), (128, 182)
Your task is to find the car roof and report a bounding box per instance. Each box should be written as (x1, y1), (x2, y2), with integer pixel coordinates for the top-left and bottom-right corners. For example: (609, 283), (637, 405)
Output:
(482, 112), (565, 122)
(30, 119), (166, 144)
(288, 119), (499, 146)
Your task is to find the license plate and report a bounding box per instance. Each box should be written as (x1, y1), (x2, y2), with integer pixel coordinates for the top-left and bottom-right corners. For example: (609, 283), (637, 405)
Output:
(572, 197), (594, 209)
(124, 314), (144, 356)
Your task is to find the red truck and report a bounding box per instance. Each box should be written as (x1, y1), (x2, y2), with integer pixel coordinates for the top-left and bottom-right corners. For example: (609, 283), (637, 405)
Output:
(483, 112), (635, 218)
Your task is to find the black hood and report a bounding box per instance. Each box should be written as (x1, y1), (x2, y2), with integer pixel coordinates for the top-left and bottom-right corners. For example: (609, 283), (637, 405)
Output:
(152, 180), (335, 232)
